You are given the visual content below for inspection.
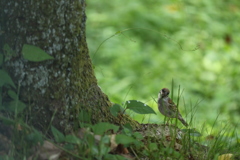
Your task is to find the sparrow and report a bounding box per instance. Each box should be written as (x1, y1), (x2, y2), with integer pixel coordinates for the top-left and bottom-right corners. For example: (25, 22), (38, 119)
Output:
(158, 88), (188, 127)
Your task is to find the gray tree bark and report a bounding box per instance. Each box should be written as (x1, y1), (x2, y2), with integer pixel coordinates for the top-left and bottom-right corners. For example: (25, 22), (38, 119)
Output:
(0, 0), (125, 133)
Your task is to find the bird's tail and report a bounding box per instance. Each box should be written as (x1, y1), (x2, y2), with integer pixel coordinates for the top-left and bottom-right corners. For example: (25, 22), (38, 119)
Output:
(178, 116), (188, 127)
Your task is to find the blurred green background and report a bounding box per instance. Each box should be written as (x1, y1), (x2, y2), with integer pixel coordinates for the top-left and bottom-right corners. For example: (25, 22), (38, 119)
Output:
(86, 1), (240, 130)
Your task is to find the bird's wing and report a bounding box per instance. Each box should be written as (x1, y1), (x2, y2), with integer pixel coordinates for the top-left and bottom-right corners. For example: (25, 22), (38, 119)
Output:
(167, 98), (178, 112)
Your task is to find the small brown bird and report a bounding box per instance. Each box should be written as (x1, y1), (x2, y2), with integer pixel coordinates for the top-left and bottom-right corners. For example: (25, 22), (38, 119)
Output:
(158, 88), (188, 127)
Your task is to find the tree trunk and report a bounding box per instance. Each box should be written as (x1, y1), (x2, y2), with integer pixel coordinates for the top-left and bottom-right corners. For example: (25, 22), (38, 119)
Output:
(0, 0), (136, 134)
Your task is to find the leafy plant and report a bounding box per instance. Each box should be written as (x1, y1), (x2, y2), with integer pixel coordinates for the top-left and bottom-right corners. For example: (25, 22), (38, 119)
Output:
(22, 44), (54, 62)
(0, 43), (54, 117)
(50, 122), (138, 160)
(110, 100), (156, 119)
(0, 43), (55, 159)
(125, 100), (156, 115)
(3, 44), (17, 61)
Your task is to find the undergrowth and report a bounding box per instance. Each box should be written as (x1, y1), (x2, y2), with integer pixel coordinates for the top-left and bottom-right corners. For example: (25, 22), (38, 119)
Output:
(0, 34), (239, 160)
(0, 84), (239, 159)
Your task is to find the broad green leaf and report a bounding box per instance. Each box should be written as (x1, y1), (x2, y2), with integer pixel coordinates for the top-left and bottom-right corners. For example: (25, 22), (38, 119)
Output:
(26, 130), (43, 145)
(99, 135), (111, 155)
(149, 143), (158, 151)
(90, 145), (99, 155)
(0, 70), (16, 88)
(101, 135), (110, 144)
(5, 100), (26, 114)
(122, 123), (133, 136)
(91, 122), (119, 135)
(51, 126), (65, 142)
(123, 123), (133, 132)
(63, 143), (75, 150)
(86, 133), (96, 148)
(65, 135), (81, 144)
(115, 134), (136, 145)
(110, 103), (124, 117)
(8, 90), (18, 100)
(125, 100), (156, 114)
(3, 44), (16, 61)
(22, 44), (54, 62)
(133, 132), (143, 140)
(0, 115), (15, 125)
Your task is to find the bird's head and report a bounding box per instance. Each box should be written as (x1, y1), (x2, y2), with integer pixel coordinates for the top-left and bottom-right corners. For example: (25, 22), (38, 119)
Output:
(159, 88), (170, 98)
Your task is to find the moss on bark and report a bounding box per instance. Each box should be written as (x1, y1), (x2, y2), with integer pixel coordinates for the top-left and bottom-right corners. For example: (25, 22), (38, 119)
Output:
(0, 0), (139, 133)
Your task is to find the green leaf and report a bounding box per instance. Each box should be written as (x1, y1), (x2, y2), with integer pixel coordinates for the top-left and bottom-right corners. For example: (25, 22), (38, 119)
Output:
(86, 133), (96, 148)
(123, 123), (133, 132)
(99, 135), (111, 156)
(101, 135), (110, 144)
(26, 130), (43, 145)
(149, 143), (158, 151)
(115, 134), (136, 145)
(4, 100), (26, 114)
(122, 125), (133, 136)
(0, 70), (16, 88)
(91, 122), (119, 135)
(22, 44), (54, 62)
(110, 103), (124, 117)
(8, 90), (18, 100)
(122, 123), (133, 136)
(104, 154), (127, 160)
(133, 132), (143, 140)
(3, 44), (16, 61)
(51, 126), (65, 142)
(89, 144), (99, 155)
(65, 135), (81, 144)
(63, 143), (75, 150)
(0, 115), (15, 125)
(125, 100), (156, 114)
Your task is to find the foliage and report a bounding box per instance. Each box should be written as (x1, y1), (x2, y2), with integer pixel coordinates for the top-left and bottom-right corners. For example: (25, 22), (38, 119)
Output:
(85, 1), (240, 157)
(0, 44), (55, 159)
(1, 112), (239, 159)
(0, 44), (54, 118)
(110, 100), (156, 118)
(0, 1), (240, 159)
(125, 100), (156, 114)
(1, 42), (149, 159)
(86, 0), (240, 131)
